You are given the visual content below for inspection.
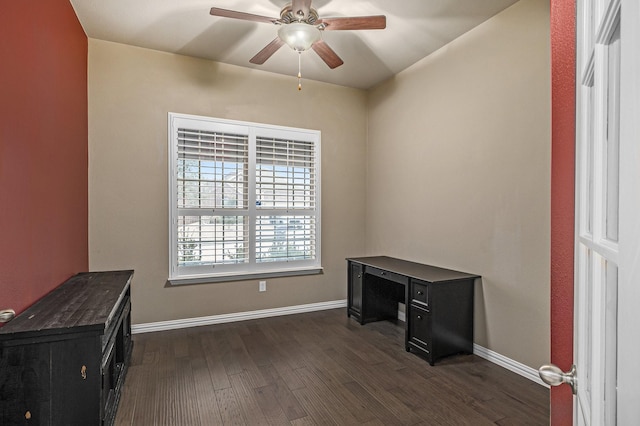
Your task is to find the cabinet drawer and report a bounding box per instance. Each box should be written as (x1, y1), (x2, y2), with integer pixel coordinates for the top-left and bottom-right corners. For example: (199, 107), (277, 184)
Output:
(365, 266), (408, 285)
(411, 280), (429, 306)
(408, 306), (431, 352)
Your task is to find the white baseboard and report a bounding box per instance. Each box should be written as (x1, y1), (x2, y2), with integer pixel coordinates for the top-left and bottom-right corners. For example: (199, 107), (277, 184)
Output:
(132, 299), (348, 334)
(132, 301), (546, 388)
(473, 344), (549, 388)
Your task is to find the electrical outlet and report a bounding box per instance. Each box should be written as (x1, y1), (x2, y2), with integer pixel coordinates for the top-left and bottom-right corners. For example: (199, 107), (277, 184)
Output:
(259, 281), (266, 292)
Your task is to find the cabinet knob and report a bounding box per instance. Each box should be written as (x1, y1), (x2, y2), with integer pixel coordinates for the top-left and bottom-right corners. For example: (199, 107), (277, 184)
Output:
(417, 291), (423, 296)
(380, 271), (386, 276)
(357, 274), (362, 279)
(81, 365), (87, 380)
(0, 309), (15, 323)
(417, 315), (422, 320)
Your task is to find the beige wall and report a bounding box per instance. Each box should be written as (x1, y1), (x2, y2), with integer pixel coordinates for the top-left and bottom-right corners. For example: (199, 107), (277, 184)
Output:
(88, 39), (367, 324)
(366, 0), (550, 368)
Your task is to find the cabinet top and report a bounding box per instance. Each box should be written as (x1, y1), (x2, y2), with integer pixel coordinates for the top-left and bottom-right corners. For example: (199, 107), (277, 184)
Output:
(0, 270), (133, 341)
(347, 256), (479, 283)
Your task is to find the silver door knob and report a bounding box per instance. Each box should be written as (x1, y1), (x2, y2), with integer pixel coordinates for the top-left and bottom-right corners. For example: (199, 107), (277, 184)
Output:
(539, 364), (577, 394)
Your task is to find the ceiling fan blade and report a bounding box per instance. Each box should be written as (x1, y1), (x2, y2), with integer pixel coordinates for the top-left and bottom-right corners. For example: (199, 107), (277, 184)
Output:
(319, 15), (386, 31)
(312, 40), (344, 69)
(210, 7), (278, 24)
(291, 0), (312, 21)
(250, 37), (285, 65)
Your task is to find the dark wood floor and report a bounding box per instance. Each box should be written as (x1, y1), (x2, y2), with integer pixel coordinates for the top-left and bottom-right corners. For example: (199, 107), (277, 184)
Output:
(114, 308), (549, 425)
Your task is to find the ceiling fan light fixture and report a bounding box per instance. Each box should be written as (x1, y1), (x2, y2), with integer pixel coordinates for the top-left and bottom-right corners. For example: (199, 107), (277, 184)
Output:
(278, 23), (321, 52)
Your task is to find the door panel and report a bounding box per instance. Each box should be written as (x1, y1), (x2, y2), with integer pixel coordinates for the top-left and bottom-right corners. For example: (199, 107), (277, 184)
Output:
(617, 0), (640, 422)
(574, 2), (621, 422)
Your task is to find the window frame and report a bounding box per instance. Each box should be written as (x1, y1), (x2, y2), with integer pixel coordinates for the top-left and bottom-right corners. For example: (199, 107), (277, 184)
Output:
(168, 113), (322, 284)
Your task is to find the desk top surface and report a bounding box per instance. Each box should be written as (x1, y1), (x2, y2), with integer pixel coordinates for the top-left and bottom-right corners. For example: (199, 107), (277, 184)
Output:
(0, 270), (133, 341)
(347, 256), (479, 283)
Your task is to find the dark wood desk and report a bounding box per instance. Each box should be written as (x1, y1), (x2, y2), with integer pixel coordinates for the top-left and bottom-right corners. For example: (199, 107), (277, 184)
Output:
(347, 256), (479, 365)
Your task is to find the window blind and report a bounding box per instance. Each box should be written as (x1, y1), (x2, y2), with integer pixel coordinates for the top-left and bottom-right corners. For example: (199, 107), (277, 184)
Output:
(176, 128), (249, 266)
(176, 129), (248, 209)
(256, 136), (316, 210)
(255, 136), (317, 263)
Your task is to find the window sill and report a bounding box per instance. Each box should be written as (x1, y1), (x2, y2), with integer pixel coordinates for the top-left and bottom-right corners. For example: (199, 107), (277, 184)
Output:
(168, 267), (324, 286)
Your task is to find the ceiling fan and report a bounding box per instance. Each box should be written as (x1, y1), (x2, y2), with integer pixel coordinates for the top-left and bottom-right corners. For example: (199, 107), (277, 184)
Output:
(209, 1), (386, 72)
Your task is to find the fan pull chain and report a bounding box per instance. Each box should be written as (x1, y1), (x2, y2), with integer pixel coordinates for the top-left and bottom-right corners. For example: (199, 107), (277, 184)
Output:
(298, 51), (302, 91)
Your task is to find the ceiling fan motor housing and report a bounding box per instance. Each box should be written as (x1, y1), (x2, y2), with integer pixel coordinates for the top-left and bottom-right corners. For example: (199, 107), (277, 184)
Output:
(279, 5), (320, 25)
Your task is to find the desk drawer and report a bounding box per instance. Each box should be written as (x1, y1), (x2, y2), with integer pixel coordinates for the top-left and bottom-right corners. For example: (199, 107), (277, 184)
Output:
(409, 306), (431, 353)
(365, 266), (408, 286)
(411, 279), (429, 307)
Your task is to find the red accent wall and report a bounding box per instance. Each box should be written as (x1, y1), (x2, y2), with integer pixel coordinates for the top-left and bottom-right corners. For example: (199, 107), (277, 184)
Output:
(550, 0), (576, 424)
(0, 2), (88, 318)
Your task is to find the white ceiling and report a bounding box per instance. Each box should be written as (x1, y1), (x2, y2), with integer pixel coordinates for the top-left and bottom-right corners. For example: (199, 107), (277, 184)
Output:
(70, 0), (519, 90)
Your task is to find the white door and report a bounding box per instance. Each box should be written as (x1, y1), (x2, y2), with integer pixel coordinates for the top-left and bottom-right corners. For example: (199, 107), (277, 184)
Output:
(541, 0), (640, 424)
(616, 0), (640, 423)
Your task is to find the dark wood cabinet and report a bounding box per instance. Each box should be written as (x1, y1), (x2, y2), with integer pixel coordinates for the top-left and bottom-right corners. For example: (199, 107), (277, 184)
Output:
(347, 256), (478, 365)
(0, 271), (133, 426)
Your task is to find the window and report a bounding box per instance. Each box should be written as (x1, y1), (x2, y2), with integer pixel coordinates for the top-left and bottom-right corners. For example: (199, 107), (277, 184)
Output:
(168, 113), (321, 283)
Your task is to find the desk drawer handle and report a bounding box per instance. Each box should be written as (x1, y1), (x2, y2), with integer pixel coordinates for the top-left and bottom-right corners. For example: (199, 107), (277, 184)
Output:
(380, 271), (386, 276)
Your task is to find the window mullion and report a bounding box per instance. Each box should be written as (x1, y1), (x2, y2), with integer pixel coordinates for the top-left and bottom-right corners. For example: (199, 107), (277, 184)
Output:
(248, 128), (257, 265)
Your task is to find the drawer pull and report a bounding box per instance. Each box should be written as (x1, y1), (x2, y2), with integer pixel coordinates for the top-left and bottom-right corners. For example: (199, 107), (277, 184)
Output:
(417, 315), (422, 320)
(380, 271), (386, 276)
(357, 274), (362, 279)
(81, 365), (87, 380)
(416, 290), (423, 296)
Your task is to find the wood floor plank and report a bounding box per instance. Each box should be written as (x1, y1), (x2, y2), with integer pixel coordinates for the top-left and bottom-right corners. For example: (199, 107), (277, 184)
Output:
(253, 384), (293, 424)
(129, 364), (159, 425)
(129, 338), (145, 365)
(271, 339), (310, 371)
(228, 372), (270, 426)
(310, 371), (377, 423)
(112, 364), (141, 425)
(289, 416), (317, 426)
(341, 380), (403, 425)
(201, 331), (232, 390)
(472, 391), (549, 425)
(172, 330), (190, 359)
(394, 385), (495, 426)
(241, 329), (274, 367)
(256, 364), (308, 421)
(261, 359), (306, 392)
(294, 367), (362, 424)
(291, 387), (339, 426)
(215, 386), (246, 425)
(172, 356), (203, 425)
(153, 337), (182, 424)
(190, 356), (224, 425)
